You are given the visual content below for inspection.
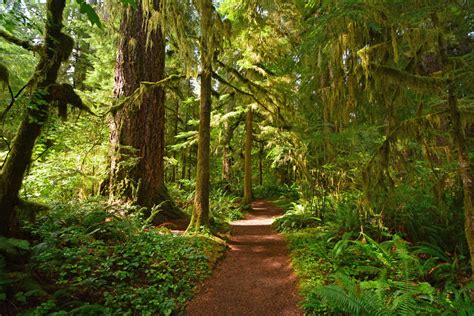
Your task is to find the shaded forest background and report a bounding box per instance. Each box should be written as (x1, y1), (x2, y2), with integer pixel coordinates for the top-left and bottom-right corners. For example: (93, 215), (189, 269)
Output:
(0, 0), (473, 314)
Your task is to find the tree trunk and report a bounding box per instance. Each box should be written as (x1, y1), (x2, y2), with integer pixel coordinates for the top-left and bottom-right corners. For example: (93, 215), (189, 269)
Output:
(259, 142), (263, 186)
(448, 88), (474, 280)
(0, 0), (70, 236)
(171, 99), (180, 183)
(243, 107), (253, 205)
(222, 96), (236, 191)
(188, 0), (213, 231)
(109, 0), (184, 220)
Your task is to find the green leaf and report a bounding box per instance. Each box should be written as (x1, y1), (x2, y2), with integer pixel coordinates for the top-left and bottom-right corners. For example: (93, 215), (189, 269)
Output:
(0, 237), (30, 251)
(76, 0), (102, 28)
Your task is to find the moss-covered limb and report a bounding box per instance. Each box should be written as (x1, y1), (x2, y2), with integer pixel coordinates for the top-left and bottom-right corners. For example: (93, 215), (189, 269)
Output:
(108, 74), (185, 115)
(47, 83), (95, 120)
(211, 70), (253, 97)
(216, 59), (277, 113)
(0, 0), (71, 237)
(215, 59), (290, 126)
(369, 63), (446, 91)
(139, 74), (185, 88)
(0, 29), (42, 52)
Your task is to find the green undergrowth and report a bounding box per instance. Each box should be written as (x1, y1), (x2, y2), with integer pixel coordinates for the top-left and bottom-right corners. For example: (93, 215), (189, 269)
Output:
(275, 199), (473, 315)
(170, 183), (245, 231)
(1, 199), (225, 315)
(253, 183), (300, 201)
(282, 226), (473, 315)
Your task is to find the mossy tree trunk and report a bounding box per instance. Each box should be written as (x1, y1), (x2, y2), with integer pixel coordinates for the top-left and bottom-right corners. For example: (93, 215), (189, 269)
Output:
(0, 0), (70, 236)
(259, 141), (264, 186)
(171, 99), (180, 183)
(222, 95), (237, 191)
(243, 107), (253, 206)
(188, 0), (213, 231)
(109, 0), (184, 220)
(448, 88), (474, 280)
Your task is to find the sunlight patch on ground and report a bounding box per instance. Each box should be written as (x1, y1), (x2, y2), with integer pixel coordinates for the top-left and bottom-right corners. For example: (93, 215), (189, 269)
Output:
(232, 217), (274, 226)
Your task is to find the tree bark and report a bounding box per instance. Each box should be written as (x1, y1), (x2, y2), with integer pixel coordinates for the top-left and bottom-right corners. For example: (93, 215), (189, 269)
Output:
(171, 99), (180, 183)
(0, 0), (70, 236)
(448, 88), (474, 280)
(188, 0), (213, 231)
(109, 0), (184, 220)
(243, 107), (253, 205)
(259, 141), (264, 186)
(222, 96), (236, 191)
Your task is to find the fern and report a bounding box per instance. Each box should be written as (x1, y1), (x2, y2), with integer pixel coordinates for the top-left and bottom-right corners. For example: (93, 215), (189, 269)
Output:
(314, 285), (367, 315)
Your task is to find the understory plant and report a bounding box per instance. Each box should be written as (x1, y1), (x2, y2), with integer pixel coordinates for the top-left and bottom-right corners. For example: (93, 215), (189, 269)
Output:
(1, 199), (225, 315)
(283, 222), (473, 315)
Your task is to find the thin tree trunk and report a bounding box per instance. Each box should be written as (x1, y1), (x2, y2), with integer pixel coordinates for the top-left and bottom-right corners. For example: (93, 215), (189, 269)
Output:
(0, 0), (70, 236)
(109, 0), (183, 220)
(222, 96), (236, 191)
(243, 107), (253, 205)
(188, 0), (213, 231)
(172, 99), (179, 183)
(448, 88), (474, 280)
(320, 72), (334, 162)
(259, 141), (263, 186)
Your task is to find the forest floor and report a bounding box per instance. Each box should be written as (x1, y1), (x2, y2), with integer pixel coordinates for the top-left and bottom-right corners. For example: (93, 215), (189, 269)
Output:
(185, 200), (303, 315)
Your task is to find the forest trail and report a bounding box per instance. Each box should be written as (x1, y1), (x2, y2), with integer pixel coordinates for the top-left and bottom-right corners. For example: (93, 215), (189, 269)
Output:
(186, 200), (303, 316)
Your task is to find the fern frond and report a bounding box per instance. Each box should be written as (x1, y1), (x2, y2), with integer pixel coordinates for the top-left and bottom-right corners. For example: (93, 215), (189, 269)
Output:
(314, 285), (366, 315)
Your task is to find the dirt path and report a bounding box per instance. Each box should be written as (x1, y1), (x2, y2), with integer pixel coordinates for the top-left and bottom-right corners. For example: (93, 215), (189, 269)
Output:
(186, 200), (303, 316)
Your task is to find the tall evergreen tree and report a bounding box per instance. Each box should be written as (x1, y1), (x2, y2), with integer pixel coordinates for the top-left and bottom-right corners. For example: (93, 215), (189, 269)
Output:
(109, 0), (184, 220)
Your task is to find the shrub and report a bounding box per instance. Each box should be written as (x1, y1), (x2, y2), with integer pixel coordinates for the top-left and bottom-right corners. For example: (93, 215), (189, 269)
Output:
(4, 199), (225, 315)
(253, 183), (300, 200)
(273, 202), (321, 232)
(285, 227), (473, 315)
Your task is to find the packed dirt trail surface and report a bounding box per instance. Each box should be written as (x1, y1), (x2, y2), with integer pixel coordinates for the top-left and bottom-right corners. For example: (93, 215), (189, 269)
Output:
(186, 200), (303, 316)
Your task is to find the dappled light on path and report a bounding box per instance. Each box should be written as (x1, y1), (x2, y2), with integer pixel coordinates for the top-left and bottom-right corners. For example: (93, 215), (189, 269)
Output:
(186, 200), (303, 316)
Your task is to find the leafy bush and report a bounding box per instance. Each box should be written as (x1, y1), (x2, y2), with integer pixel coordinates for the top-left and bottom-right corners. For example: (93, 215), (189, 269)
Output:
(3, 199), (225, 315)
(253, 183), (300, 200)
(273, 202), (321, 232)
(384, 184), (466, 255)
(209, 189), (244, 223)
(285, 227), (473, 315)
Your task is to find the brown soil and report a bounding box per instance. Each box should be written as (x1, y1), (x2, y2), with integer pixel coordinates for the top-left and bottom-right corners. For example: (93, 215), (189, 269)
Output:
(186, 200), (303, 316)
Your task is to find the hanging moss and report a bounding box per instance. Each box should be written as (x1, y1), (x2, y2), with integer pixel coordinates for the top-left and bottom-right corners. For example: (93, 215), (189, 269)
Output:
(371, 63), (445, 91)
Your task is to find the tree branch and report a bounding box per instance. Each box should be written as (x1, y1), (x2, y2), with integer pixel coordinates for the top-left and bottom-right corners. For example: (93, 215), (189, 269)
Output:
(0, 82), (29, 121)
(212, 70), (253, 97)
(109, 74), (186, 114)
(0, 29), (42, 52)
(216, 60), (289, 125)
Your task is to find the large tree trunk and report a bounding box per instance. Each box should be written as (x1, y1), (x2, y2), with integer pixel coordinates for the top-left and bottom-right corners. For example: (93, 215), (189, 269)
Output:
(109, 0), (184, 220)
(448, 89), (474, 280)
(0, 0), (70, 236)
(188, 0), (213, 231)
(243, 107), (253, 205)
